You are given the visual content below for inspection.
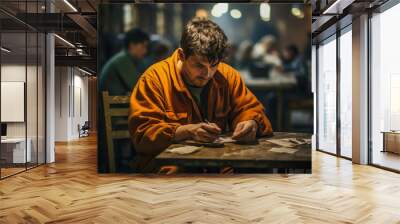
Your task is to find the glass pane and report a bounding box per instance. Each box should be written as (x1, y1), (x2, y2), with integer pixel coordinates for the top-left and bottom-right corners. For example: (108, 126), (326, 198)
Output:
(317, 36), (337, 154)
(339, 29), (352, 158)
(27, 30), (38, 169)
(1, 30), (28, 177)
(26, 0), (39, 169)
(371, 4), (400, 171)
(38, 32), (45, 165)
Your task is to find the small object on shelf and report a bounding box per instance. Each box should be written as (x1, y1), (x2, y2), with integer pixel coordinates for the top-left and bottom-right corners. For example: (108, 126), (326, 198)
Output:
(381, 131), (400, 154)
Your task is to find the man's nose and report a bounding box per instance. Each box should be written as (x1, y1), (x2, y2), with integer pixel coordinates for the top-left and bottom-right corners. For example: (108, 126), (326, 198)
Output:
(203, 66), (212, 78)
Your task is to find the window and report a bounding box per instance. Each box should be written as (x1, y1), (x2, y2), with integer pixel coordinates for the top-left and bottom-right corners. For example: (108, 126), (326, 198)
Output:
(339, 28), (352, 158)
(0, 1), (47, 179)
(317, 35), (337, 154)
(370, 2), (400, 171)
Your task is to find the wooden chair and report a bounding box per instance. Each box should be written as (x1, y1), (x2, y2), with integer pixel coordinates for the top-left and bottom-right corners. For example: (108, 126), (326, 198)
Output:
(102, 91), (131, 173)
(78, 121), (90, 138)
(285, 98), (313, 132)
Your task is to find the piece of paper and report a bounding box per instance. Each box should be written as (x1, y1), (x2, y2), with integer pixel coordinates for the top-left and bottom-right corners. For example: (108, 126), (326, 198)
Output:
(266, 138), (311, 147)
(166, 146), (202, 155)
(269, 147), (298, 154)
(266, 139), (296, 148)
(215, 137), (236, 144)
(287, 138), (311, 145)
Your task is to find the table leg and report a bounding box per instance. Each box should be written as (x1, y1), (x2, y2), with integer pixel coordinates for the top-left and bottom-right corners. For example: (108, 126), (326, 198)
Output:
(277, 90), (283, 131)
(382, 133), (386, 152)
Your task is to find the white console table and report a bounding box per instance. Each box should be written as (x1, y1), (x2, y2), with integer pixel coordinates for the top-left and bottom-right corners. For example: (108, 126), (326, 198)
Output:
(1, 138), (32, 163)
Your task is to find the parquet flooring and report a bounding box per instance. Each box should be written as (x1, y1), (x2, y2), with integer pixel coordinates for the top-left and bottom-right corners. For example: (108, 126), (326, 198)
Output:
(0, 135), (400, 223)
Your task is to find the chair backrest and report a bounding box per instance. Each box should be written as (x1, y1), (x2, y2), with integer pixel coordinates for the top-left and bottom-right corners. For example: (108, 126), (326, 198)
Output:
(81, 121), (90, 130)
(102, 91), (131, 172)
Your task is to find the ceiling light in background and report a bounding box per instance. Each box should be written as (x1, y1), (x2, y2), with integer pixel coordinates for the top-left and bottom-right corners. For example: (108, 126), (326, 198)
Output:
(260, 3), (271, 22)
(322, 0), (343, 14)
(78, 67), (93, 76)
(54, 34), (75, 48)
(195, 9), (208, 19)
(63, 0), (78, 12)
(76, 48), (84, 55)
(230, 9), (242, 19)
(211, 3), (229, 18)
(291, 7), (304, 19)
(1, 47), (11, 53)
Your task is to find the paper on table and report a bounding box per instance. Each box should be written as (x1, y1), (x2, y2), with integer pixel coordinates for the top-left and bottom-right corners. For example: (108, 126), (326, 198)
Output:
(266, 139), (296, 148)
(267, 138), (311, 147)
(269, 147), (298, 154)
(215, 137), (236, 143)
(166, 145), (202, 155)
(287, 138), (311, 145)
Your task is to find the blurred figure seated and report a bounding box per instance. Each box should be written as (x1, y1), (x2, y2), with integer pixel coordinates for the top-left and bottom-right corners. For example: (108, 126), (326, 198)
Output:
(235, 40), (254, 70)
(250, 35), (282, 79)
(282, 44), (309, 93)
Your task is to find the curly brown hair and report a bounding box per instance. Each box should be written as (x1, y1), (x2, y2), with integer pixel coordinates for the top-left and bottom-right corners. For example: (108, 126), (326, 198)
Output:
(180, 18), (228, 66)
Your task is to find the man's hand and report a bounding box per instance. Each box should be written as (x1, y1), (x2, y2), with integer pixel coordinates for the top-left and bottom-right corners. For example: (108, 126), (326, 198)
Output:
(232, 120), (258, 142)
(174, 123), (221, 142)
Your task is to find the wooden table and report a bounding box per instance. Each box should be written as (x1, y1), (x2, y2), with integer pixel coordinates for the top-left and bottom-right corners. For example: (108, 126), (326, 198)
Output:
(381, 131), (400, 154)
(155, 132), (311, 171)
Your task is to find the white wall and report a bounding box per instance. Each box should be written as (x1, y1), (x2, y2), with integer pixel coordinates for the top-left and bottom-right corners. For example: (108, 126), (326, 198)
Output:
(54, 67), (89, 141)
(55, 67), (69, 141)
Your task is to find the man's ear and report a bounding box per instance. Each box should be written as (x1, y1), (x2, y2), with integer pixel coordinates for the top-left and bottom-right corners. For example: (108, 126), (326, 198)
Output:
(177, 48), (186, 61)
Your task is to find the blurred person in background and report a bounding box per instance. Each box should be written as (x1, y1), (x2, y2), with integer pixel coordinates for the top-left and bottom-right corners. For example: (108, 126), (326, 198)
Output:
(235, 40), (254, 70)
(143, 35), (172, 68)
(282, 44), (309, 93)
(281, 44), (312, 131)
(250, 35), (282, 78)
(99, 28), (150, 96)
(223, 43), (238, 68)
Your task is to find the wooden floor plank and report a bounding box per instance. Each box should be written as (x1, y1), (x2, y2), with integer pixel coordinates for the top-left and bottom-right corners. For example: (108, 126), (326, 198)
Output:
(0, 135), (399, 223)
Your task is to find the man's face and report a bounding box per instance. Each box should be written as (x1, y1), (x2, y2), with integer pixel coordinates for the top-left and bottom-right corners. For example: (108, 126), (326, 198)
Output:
(282, 49), (293, 61)
(128, 41), (148, 59)
(180, 50), (219, 87)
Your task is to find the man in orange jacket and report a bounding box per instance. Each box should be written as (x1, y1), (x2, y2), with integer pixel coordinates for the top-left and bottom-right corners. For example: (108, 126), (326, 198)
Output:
(129, 18), (273, 172)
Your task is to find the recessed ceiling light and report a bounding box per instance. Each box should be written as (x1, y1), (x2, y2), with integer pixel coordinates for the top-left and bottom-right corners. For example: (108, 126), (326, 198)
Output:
(78, 67), (92, 76)
(54, 34), (75, 48)
(1, 47), (11, 53)
(230, 9), (242, 19)
(63, 0), (78, 12)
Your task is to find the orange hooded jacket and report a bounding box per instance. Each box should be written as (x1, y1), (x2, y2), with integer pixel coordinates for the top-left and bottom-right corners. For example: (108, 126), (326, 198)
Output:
(129, 50), (273, 164)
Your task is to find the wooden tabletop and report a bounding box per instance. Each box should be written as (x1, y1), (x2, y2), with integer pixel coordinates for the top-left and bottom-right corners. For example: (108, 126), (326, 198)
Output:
(240, 69), (297, 91)
(155, 132), (311, 169)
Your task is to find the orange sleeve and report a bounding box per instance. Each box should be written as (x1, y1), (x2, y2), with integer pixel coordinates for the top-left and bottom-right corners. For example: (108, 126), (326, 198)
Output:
(227, 67), (273, 136)
(128, 74), (179, 156)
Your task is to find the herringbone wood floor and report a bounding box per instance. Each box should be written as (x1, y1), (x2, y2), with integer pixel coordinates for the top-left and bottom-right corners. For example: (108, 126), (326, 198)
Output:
(1, 135), (400, 224)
